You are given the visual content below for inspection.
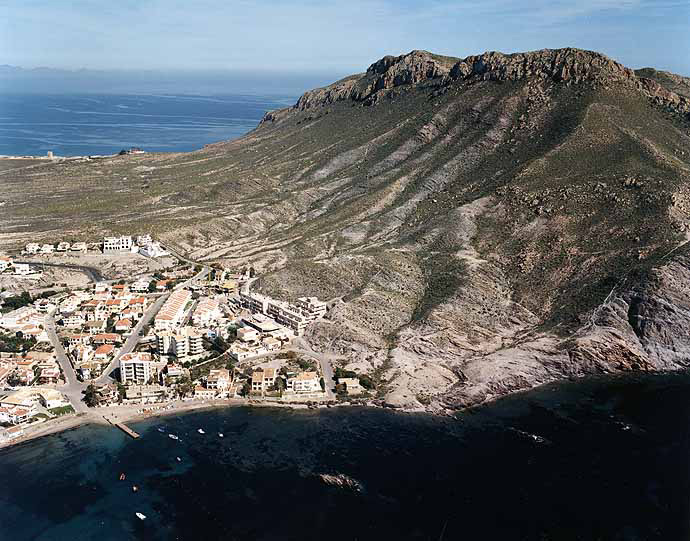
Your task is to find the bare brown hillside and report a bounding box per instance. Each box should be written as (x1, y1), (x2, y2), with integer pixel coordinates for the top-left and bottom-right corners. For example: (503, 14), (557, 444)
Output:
(2, 48), (690, 411)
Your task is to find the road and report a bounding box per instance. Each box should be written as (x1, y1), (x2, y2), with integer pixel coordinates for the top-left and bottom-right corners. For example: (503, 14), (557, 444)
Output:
(45, 311), (88, 412)
(16, 259), (105, 282)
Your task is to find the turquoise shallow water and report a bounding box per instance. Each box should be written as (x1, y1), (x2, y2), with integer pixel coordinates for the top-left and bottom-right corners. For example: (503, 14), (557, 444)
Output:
(0, 93), (295, 157)
(1, 372), (689, 540)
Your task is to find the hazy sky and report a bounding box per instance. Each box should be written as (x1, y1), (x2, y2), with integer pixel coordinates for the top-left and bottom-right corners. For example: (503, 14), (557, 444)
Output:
(1, 0), (689, 75)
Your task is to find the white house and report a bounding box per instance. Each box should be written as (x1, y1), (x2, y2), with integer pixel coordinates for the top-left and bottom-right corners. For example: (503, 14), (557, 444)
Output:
(287, 372), (321, 393)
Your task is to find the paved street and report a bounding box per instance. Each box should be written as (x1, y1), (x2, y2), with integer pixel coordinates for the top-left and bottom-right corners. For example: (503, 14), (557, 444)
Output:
(45, 311), (88, 412)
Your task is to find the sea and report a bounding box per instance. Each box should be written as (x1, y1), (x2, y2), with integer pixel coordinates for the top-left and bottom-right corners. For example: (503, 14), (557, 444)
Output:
(1, 371), (689, 541)
(0, 93), (296, 157)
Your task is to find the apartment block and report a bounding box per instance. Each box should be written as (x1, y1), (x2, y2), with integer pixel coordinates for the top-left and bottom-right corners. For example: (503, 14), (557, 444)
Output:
(154, 289), (192, 331)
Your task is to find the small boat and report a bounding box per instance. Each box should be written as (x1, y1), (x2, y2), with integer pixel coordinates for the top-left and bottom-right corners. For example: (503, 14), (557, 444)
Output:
(132, 485), (138, 492)
(136, 512), (146, 520)
(168, 434), (179, 441)
(176, 456), (181, 462)
(119, 473), (126, 481)
(157, 427), (165, 433)
(218, 433), (224, 438)
(197, 429), (205, 434)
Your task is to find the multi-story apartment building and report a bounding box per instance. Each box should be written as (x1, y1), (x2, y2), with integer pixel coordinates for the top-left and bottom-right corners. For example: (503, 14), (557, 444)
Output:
(267, 300), (310, 335)
(191, 297), (221, 327)
(103, 235), (133, 253)
(295, 297), (327, 320)
(240, 292), (325, 336)
(239, 291), (269, 314)
(154, 289), (192, 331)
(157, 326), (204, 360)
(119, 352), (162, 385)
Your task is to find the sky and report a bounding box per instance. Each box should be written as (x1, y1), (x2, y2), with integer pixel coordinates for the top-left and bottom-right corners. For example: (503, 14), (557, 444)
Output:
(1, 0), (689, 76)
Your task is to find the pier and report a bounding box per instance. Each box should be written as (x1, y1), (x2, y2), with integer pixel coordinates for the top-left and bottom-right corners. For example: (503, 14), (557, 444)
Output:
(115, 422), (140, 439)
(105, 417), (140, 439)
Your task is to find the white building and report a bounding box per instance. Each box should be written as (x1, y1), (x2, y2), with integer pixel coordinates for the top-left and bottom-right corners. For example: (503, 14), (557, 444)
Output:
(207, 369), (231, 390)
(25, 243), (40, 254)
(119, 352), (163, 385)
(267, 300), (310, 335)
(56, 242), (71, 252)
(287, 372), (321, 393)
(13, 263), (35, 276)
(192, 297), (221, 327)
(296, 297), (327, 321)
(136, 234), (152, 246)
(154, 289), (192, 331)
(63, 312), (86, 328)
(0, 256), (11, 272)
(71, 242), (88, 253)
(130, 278), (151, 292)
(103, 235), (133, 253)
(40, 243), (54, 254)
(157, 326), (204, 360)
(139, 242), (169, 258)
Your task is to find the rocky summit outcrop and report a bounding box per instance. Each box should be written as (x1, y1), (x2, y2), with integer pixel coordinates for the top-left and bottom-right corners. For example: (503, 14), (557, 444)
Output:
(264, 48), (690, 124)
(3, 47), (690, 413)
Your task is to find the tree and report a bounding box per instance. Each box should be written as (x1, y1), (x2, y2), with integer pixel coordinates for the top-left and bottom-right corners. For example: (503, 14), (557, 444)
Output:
(335, 367), (358, 380)
(319, 377), (325, 391)
(175, 376), (194, 398)
(148, 280), (157, 293)
(238, 382), (250, 397)
(116, 383), (127, 402)
(359, 375), (374, 390)
(82, 384), (100, 407)
(271, 377), (285, 393)
(7, 372), (21, 387)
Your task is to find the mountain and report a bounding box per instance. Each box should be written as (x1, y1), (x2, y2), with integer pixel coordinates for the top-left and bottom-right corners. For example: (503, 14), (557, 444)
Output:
(3, 48), (690, 412)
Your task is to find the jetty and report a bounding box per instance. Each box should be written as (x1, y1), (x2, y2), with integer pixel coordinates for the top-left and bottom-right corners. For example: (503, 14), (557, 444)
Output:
(104, 417), (140, 439)
(115, 422), (140, 439)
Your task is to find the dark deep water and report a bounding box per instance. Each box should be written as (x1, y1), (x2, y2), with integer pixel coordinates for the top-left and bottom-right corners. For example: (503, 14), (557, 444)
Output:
(1, 372), (690, 541)
(0, 93), (295, 157)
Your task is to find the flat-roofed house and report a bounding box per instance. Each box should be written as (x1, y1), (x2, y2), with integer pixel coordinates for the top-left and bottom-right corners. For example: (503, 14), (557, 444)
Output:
(288, 372), (321, 393)
(85, 320), (107, 335)
(207, 369), (230, 390)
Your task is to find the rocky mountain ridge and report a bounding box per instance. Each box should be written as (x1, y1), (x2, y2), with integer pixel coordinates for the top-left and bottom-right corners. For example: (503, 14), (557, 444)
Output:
(264, 48), (690, 124)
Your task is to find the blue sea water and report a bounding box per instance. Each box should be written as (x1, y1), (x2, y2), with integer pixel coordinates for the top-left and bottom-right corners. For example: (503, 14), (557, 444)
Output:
(0, 93), (295, 157)
(1, 372), (689, 541)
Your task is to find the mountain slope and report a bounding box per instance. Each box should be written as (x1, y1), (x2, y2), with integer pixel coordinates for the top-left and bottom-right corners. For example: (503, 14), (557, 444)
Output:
(2, 48), (690, 411)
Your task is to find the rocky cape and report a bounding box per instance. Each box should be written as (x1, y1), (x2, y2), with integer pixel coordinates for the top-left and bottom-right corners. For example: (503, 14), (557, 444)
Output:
(2, 47), (690, 413)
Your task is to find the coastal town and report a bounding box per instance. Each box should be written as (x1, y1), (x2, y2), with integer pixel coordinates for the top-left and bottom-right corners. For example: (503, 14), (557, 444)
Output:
(0, 234), (371, 446)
